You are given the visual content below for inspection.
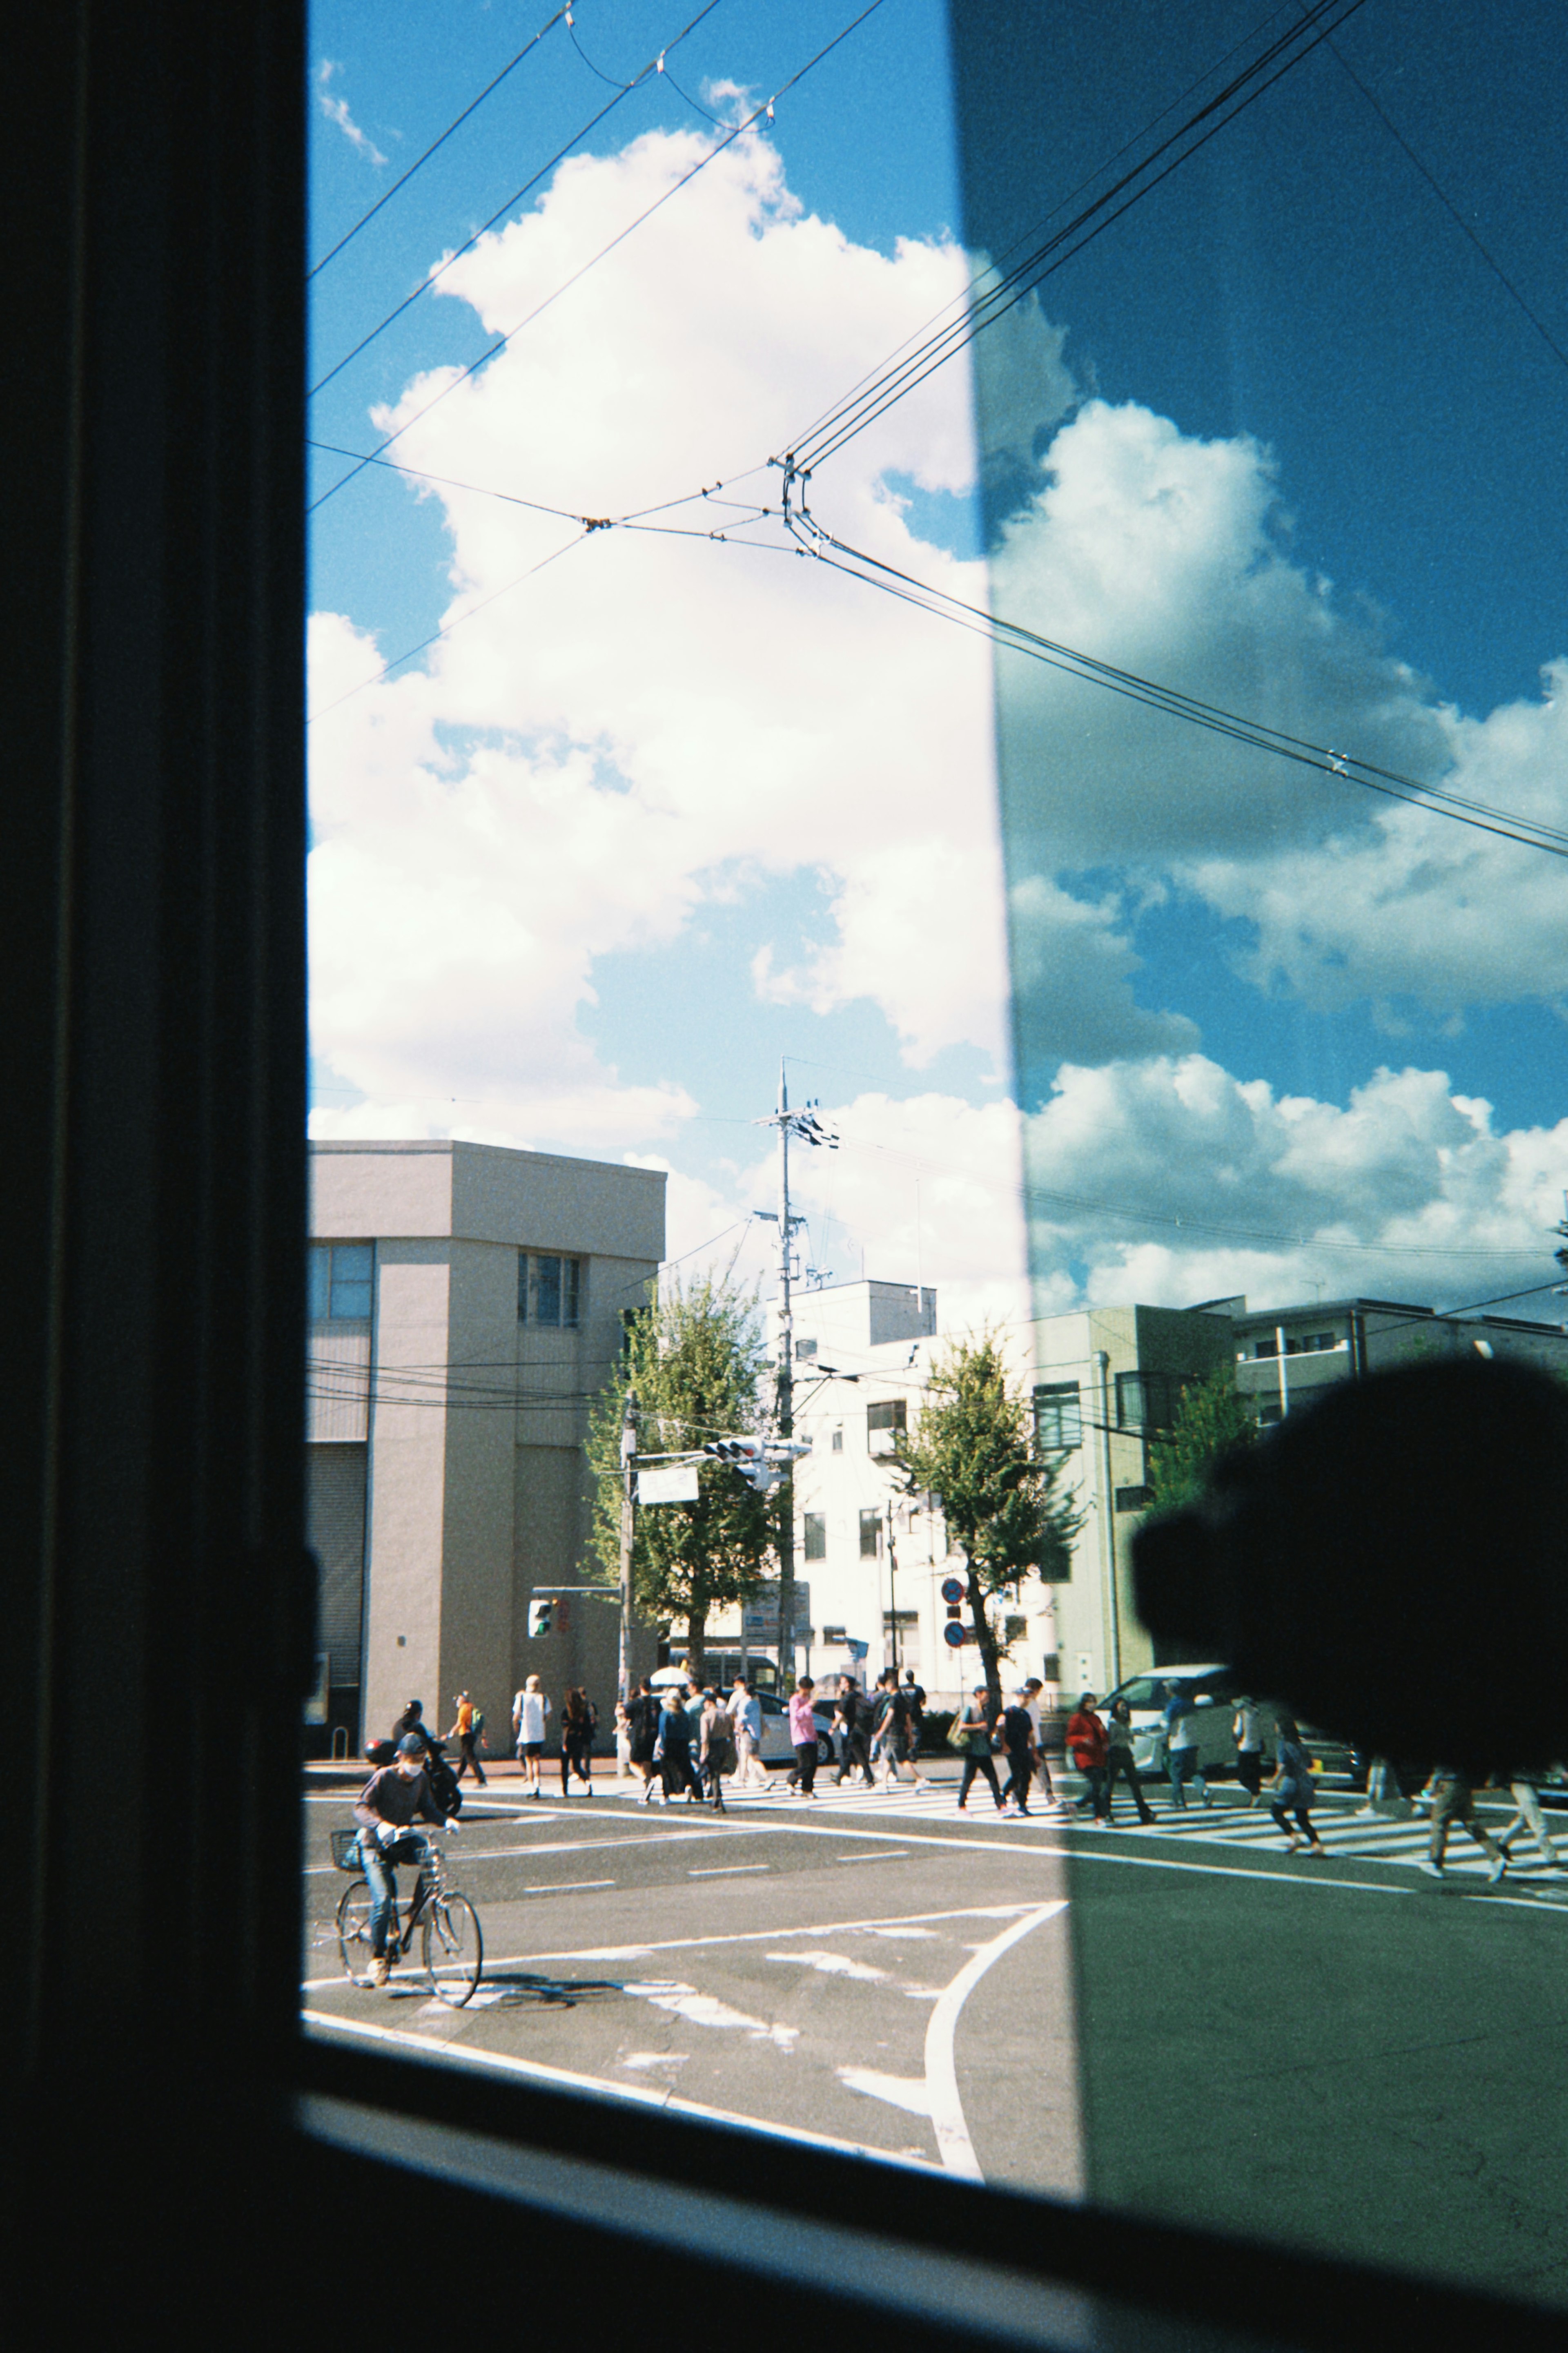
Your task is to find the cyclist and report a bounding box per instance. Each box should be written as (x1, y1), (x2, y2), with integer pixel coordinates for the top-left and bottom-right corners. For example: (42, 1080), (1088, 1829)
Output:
(352, 1731), (459, 1987)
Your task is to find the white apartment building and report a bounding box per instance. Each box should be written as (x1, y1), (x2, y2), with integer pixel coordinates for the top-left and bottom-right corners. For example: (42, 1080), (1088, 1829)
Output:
(737, 1282), (1236, 1708)
(306, 1139), (665, 1754)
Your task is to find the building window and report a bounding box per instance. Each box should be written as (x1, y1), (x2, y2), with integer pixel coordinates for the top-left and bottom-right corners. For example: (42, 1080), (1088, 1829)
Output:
(1004, 1615), (1028, 1645)
(1116, 1484), (1153, 1512)
(830, 1426), (843, 1452)
(867, 1398), (906, 1453)
(1256, 1400), (1285, 1426)
(796, 1336), (817, 1361)
(1115, 1370), (1195, 1434)
(1255, 1331), (1338, 1360)
(859, 1508), (882, 1558)
(883, 1609), (918, 1630)
(520, 1252), (581, 1327)
(1033, 1381), (1082, 1450)
(802, 1512), (826, 1561)
(823, 1624), (848, 1646)
(308, 1242), (373, 1321)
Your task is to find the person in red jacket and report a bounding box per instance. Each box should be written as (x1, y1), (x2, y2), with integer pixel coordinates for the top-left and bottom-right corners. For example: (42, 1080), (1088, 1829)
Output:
(1067, 1692), (1110, 1826)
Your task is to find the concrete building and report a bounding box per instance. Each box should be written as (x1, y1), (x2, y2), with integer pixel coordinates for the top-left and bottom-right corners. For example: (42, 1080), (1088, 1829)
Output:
(306, 1139), (664, 1755)
(1225, 1293), (1568, 1423)
(741, 1285), (1239, 1708)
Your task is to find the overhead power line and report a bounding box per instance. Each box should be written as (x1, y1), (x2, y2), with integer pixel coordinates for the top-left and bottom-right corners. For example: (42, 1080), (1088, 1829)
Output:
(308, 0), (724, 401)
(777, 485), (1568, 860)
(309, 0), (886, 513)
(308, 6), (571, 281)
(784, 0), (1370, 474)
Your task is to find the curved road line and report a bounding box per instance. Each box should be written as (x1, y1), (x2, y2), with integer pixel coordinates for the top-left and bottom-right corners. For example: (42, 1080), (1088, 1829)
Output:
(923, 1902), (1068, 2180)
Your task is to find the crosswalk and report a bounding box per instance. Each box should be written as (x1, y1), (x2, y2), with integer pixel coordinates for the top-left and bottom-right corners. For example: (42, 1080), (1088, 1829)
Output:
(603, 1773), (1568, 1892)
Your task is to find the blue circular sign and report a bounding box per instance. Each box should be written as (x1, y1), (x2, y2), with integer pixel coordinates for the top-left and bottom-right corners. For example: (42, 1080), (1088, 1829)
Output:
(940, 1576), (965, 1605)
(942, 1620), (968, 1648)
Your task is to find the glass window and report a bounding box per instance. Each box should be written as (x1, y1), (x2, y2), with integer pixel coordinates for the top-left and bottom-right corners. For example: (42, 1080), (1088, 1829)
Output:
(867, 1398), (906, 1433)
(521, 1253), (581, 1328)
(309, 1242), (372, 1321)
(802, 1512), (826, 1561)
(830, 1426), (843, 1452)
(537, 1253), (562, 1325)
(1034, 1381), (1082, 1449)
(858, 1508), (882, 1559)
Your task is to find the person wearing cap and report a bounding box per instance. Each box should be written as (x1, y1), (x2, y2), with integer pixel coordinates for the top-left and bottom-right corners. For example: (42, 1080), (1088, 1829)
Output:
(391, 1698), (435, 1756)
(351, 1733), (459, 1987)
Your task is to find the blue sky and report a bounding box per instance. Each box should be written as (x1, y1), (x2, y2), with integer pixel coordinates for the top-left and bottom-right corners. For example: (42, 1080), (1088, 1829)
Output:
(307, 0), (1568, 1321)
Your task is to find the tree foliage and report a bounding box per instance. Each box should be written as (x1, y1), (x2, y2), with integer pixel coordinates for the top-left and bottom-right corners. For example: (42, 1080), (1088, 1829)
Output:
(893, 1332), (1082, 1708)
(587, 1270), (774, 1682)
(1145, 1365), (1255, 1513)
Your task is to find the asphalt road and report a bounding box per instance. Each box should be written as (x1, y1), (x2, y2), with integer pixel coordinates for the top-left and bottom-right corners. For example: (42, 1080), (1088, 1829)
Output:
(301, 1766), (1568, 2313)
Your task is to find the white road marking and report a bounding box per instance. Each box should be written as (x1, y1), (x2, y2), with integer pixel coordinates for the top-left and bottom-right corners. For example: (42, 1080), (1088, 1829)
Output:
(521, 1878), (616, 1895)
(924, 1904), (1069, 2181)
(834, 1850), (908, 1863)
(298, 1903), (1040, 1990)
(303, 1825), (748, 1877)
(302, 2011), (938, 2167)
(689, 1864), (771, 1877)
(768, 1951), (890, 1982)
(623, 1985), (799, 2049)
(777, 1819), (1413, 1895)
(837, 2066), (933, 2116)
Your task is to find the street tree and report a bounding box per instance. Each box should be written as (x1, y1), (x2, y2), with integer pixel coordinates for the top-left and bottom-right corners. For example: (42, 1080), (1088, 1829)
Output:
(588, 1269), (774, 1684)
(893, 1332), (1082, 1710)
(1145, 1366), (1256, 1513)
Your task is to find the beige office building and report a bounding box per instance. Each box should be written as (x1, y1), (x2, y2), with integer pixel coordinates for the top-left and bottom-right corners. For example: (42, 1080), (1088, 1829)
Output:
(306, 1140), (665, 1755)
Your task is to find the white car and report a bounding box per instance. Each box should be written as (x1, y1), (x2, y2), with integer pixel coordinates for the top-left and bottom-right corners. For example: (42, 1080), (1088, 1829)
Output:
(1099, 1665), (1281, 1782)
(648, 1670), (835, 1766)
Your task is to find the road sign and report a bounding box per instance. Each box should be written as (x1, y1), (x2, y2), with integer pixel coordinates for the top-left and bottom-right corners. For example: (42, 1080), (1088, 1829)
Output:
(942, 1621), (968, 1648)
(638, 1461), (700, 1505)
(941, 1576), (965, 1605)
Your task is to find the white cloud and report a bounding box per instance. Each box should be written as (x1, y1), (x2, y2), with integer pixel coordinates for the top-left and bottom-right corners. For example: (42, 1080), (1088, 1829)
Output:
(985, 398), (1568, 1017)
(316, 63), (388, 167)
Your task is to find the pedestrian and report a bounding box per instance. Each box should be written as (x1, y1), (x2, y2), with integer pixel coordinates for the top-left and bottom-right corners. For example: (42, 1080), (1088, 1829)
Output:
(786, 1675), (820, 1796)
(1266, 1717), (1327, 1856)
(1021, 1678), (1058, 1806)
(628, 1677), (663, 1803)
(1494, 1771), (1563, 1872)
(613, 1698), (632, 1781)
(892, 1670), (932, 1789)
(1421, 1766), (1507, 1882)
(873, 1668), (926, 1787)
(655, 1686), (705, 1804)
(1000, 1688), (1036, 1815)
(699, 1689), (734, 1812)
(1104, 1696), (1155, 1823)
(1355, 1755), (1412, 1819)
(955, 1685), (1008, 1814)
(444, 1691), (489, 1786)
(1066, 1692), (1109, 1824)
(391, 1698), (436, 1757)
(834, 1676), (873, 1786)
(729, 1677), (768, 1789)
(1232, 1693), (1265, 1807)
(1163, 1679), (1209, 1809)
(511, 1673), (550, 1800)
(559, 1686), (594, 1796)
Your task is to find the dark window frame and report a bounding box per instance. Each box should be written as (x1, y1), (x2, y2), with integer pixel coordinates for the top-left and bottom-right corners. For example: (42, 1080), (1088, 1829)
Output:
(11, 10), (1551, 2341)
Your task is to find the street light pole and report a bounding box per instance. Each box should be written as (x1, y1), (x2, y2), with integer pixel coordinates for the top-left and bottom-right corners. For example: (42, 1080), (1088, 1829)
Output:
(617, 1382), (637, 1701)
(775, 1062), (796, 1693)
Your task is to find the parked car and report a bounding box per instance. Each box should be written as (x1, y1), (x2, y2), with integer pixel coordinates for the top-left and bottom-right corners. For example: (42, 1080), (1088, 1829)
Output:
(1099, 1666), (1355, 1784)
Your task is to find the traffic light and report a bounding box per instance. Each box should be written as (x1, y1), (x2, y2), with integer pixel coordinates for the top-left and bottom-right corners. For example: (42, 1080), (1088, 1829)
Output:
(703, 1436), (778, 1494)
(528, 1597), (554, 1638)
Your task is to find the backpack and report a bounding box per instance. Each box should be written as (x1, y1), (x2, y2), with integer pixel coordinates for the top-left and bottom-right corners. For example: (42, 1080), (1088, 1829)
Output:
(422, 1738), (463, 1818)
(470, 1709), (486, 1738)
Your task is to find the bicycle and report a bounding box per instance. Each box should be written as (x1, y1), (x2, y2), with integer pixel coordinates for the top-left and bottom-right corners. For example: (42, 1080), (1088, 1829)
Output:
(331, 1826), (483, 2006)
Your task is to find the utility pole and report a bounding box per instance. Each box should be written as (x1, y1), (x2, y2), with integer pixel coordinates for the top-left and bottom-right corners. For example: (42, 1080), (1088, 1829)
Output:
(758, 1062), (837, 1690)
(617, 1382), (637, 1701)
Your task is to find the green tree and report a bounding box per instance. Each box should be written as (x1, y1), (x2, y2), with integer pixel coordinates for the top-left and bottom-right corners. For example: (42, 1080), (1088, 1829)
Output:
(893, 1332), (1082, 1710)
(587, 1269), (774, 1684)
(1145, 1365), (1255, 1513)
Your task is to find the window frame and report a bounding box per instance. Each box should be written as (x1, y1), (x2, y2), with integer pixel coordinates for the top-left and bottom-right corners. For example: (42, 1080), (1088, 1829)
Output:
(13, 9), (1554, 2340)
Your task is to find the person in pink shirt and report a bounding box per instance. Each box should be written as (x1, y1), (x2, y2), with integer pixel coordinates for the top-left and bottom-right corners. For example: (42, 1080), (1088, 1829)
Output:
(786, 1676), (820, 1796)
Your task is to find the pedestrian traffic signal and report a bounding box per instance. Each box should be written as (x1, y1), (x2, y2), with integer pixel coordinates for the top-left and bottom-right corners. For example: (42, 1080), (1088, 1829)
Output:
(528, 1597), (554, 1638)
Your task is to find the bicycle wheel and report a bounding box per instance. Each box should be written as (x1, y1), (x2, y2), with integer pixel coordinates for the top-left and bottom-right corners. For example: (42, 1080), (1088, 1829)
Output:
(423, 1892), (482, 2006)
(336, 1879), (374, 1983)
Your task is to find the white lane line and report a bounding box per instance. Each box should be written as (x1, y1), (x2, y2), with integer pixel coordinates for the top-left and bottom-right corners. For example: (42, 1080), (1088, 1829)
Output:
(689, 1864), (771, 1877)
(522, 1879), (616, 1895)
(298, 1904), (1041, 1989)
(775, 1820), (1412, 1895)
(303, 1826), (753, 1877)
(834, 1851), (907, 1863)
(301, 2011), (938, 2169)
(924, 1904), (1069, 2181)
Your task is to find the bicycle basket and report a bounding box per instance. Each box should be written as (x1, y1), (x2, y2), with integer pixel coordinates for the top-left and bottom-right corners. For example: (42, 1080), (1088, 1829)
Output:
(329, 1828), (363, 1873)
